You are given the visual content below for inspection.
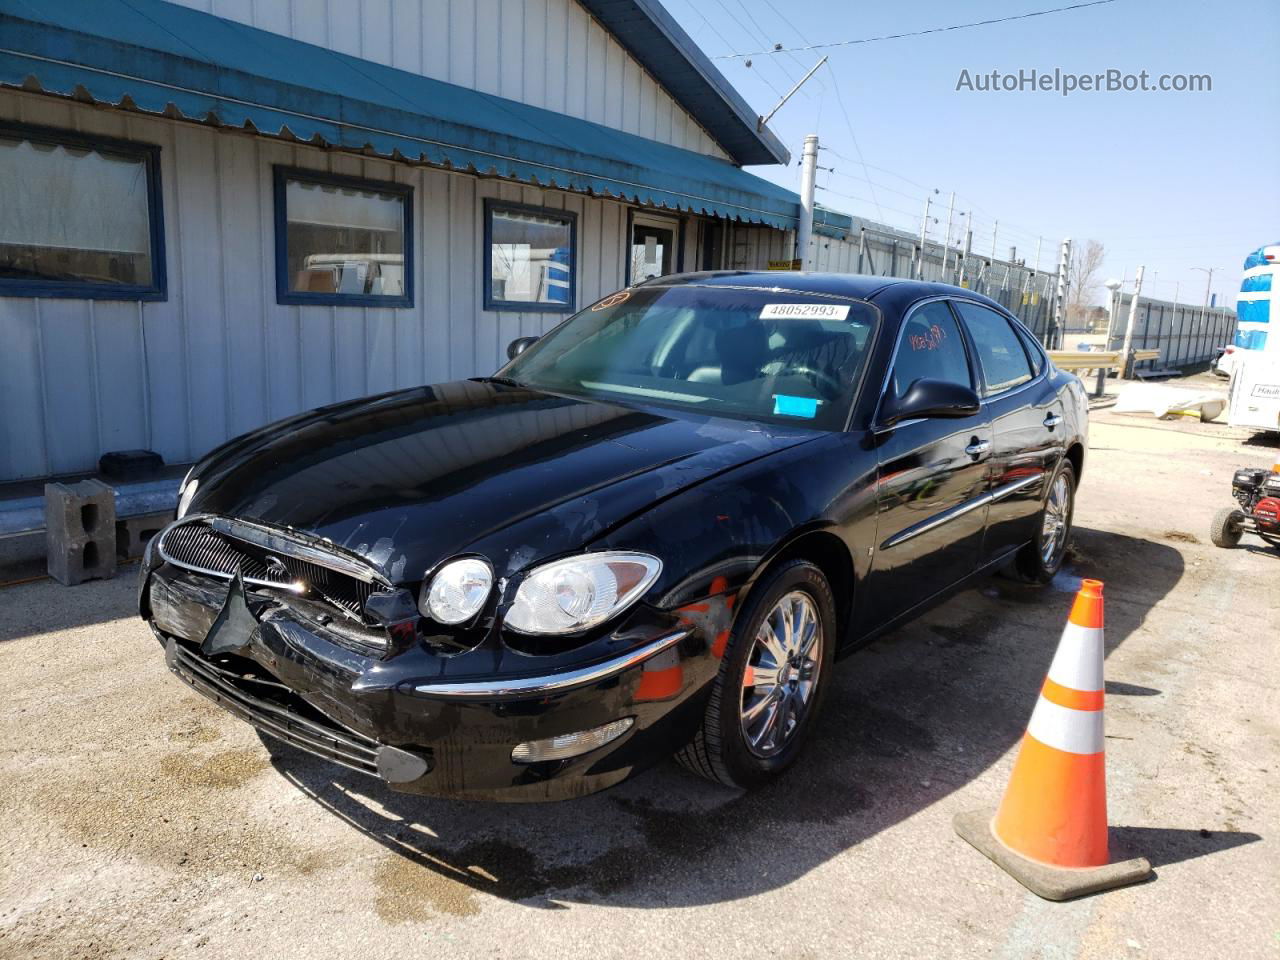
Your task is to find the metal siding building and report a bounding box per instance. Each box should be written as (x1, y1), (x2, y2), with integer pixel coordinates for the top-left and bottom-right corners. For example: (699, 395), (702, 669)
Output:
(0, 0), (803, 485)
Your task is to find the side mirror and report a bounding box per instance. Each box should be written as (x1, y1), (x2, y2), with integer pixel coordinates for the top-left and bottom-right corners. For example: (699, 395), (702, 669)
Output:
(506, 336), (539, 361)
(880, 378), (980, 427)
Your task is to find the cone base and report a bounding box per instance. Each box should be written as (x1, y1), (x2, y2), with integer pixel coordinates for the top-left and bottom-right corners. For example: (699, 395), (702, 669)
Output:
(954, 808), (1152, 901)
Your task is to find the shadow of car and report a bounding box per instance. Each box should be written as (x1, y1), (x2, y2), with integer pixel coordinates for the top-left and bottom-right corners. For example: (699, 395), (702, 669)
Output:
(256, 526), (1196, 909)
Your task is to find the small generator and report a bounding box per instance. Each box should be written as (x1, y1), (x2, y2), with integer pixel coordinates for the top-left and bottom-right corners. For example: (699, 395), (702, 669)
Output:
(1211, 466), (1280, 548)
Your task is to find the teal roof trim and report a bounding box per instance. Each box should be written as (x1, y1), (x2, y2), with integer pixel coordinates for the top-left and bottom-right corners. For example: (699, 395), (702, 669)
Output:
(0, 0), (804, 230)
(577, 0), (789, 166)
(813, 205), (854, 240)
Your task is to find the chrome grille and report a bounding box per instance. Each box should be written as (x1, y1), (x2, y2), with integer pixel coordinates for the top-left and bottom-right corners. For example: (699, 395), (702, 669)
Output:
(157, 518), (379, 620)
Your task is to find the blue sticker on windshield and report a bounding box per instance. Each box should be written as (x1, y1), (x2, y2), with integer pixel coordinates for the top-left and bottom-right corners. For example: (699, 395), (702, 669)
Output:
(773, 394), (820, 418)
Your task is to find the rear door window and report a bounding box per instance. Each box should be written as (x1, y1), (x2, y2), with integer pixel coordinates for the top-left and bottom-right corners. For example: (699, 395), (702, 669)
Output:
(1013, 324), (1045, 376)
(888, 300), (973, 401)
(952, 301), (1034, 396)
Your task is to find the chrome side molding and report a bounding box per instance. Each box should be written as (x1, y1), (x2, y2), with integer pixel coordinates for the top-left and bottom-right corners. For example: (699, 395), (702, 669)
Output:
(412, 628), (690, 699)
(881, 472), (1044, 550)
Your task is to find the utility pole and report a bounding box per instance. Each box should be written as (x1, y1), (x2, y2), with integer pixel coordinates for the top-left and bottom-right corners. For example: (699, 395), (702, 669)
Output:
(1104, 277), (1122, 348)
(940, 192), (956, 276)
(1170, 279), (1181, 363)
(796, 134), (819, 270)
(1120, 265), (1145, 378)
(1034, 236), (1043, 274)
(916, 192), (934, 279)
(1052, 237), (1071, 350)
(991, 220), (999, 261)
(959, 228), (974, 288)
(1192, 266), (1215, 331)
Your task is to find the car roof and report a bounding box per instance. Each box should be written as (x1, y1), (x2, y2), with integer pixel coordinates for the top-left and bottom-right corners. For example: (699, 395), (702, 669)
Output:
(645, 271), (1010, 313)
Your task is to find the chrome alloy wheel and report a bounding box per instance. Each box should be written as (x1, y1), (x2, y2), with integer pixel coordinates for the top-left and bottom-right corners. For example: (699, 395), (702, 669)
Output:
(740, 590), (823, 758)
(1041, 472), (1071, 566)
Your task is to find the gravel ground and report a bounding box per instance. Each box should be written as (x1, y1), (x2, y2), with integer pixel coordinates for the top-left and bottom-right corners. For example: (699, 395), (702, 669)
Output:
(2, 402), (1277, 960)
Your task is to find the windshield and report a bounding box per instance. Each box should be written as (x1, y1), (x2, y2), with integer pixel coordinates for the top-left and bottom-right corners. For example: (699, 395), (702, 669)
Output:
(501, 285), (879, 431)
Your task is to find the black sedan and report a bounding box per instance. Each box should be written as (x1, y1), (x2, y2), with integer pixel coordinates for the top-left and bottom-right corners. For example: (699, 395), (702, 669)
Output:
(139, 273), (1088, 801)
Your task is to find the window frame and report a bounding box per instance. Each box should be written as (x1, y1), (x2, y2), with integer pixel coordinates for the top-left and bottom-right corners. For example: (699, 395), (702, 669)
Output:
(949, 298), (1039, 399)
(1012, 321), (1047, 376)
(483, 198), (577, 313)
(273, 165), (414, 308)
(0, 120), (167, 301)
(625, 208), (686, 286)
(875, 296), (979, 423)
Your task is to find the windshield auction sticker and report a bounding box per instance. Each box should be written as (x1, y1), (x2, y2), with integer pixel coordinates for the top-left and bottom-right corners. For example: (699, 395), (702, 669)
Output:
(760, 303), (851, 321)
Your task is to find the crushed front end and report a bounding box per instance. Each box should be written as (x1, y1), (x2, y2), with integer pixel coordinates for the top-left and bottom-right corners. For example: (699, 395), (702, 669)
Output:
(140, 515), (723, 802)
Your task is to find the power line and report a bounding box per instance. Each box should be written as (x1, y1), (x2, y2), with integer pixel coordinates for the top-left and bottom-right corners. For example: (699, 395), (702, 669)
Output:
(823, 61), (885, 223)
(701, 0), (807, 99)
(814, 185), (923, 230)
(677, 0), (790, 101)
(711, 0), (1121, 59)
(742, 0), (829, 93)
(819, 149), (937, 194)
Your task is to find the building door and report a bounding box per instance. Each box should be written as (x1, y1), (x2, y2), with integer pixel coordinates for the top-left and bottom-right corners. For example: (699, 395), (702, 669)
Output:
(630, 214), (680, 283)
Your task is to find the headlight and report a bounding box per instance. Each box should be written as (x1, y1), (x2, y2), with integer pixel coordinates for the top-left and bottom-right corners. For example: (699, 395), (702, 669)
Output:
(421, 557), (493, 624)
(176, 477), (199, 519)
(504, 551), (662, 635)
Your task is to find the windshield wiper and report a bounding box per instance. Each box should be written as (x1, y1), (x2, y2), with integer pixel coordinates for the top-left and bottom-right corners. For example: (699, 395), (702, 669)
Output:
(474, 376), (524, 388)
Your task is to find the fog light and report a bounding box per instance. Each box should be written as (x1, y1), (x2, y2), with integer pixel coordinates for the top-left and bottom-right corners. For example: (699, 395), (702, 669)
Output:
(510, 717), (635, 764)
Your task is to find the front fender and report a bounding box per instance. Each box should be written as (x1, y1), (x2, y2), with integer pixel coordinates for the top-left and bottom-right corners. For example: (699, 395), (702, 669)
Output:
(594, 431), (878, 643)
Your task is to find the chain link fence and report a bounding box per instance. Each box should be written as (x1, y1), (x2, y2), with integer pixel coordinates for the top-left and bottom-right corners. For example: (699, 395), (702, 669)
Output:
(811, 219), (1060, 340)
(809, 218), (1235, 369)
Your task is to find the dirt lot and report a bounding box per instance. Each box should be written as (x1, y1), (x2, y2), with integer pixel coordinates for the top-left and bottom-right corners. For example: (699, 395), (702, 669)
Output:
(2, 398), (1278, 960)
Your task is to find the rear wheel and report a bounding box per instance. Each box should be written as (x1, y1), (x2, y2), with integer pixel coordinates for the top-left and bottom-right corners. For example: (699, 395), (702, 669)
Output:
(676, 559), (836, 788)
(1209, 507), (1245, 548)
(1013, 460), (1076, 583)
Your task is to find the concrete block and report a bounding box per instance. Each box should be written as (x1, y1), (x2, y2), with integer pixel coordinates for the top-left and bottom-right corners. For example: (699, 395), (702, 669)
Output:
(116, 511), (174, 561)
(45, 479), (117, 585)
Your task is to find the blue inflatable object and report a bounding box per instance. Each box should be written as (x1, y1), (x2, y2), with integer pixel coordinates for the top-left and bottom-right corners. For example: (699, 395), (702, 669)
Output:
(1236, 243), (1279, 352)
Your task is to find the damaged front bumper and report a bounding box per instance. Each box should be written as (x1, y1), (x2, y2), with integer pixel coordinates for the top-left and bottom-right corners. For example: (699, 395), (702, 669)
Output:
(141, 557), (720, 802)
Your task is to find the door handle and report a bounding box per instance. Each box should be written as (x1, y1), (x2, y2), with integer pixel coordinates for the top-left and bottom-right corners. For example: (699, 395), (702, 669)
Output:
(1043, 412), (1063, 429)
(965, 438), (990, 457)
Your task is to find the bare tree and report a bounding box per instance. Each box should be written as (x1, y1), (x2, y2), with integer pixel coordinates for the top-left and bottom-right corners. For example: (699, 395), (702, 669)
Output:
(1066, 239), (1106, 328)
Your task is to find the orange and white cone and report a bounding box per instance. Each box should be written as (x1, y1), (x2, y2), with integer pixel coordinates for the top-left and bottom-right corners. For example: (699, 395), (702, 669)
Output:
(954, 579), (1151, 900)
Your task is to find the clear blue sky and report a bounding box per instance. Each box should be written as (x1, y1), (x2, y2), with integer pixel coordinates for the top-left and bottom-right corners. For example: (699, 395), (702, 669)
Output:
(664, 0), (1278, 309)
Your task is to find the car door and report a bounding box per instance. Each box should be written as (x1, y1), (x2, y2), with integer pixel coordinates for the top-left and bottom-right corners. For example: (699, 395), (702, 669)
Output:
(866, 299), (993, 627)
(951, 300), (1065, 565)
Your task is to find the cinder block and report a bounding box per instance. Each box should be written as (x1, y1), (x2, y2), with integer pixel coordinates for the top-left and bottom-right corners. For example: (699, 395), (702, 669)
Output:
(116, 511), (174, 561)
(45, 479), (117, 585)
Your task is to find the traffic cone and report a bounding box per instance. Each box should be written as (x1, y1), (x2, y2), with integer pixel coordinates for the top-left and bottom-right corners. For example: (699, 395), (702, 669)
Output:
(954, 579), (1152, 900)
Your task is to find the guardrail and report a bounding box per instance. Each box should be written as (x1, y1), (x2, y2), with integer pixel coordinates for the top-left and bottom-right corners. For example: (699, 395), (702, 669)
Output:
(1048, 349), (1160, 396)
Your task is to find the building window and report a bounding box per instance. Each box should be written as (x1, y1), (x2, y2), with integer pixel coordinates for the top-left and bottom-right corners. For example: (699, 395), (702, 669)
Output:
(274, 167), (412, 306)
(484, 200), (576, 312)
(0, 122), (165, 300)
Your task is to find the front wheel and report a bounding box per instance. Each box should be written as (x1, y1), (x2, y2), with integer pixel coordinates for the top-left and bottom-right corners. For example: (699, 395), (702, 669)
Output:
(1209, 507), (1245, 548)
(676, 559), (836, 789)
(1014, 460), (1076, 584)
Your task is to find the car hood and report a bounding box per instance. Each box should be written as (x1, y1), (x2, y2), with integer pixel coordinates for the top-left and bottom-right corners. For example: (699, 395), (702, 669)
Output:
(188, 380), (819, 582)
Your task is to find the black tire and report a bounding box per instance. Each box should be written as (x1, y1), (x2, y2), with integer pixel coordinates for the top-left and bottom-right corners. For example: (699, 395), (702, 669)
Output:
(676, 558), (837, 789)
(1013, 459), (1076, 584)
(1209, 507), (1245, 548)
